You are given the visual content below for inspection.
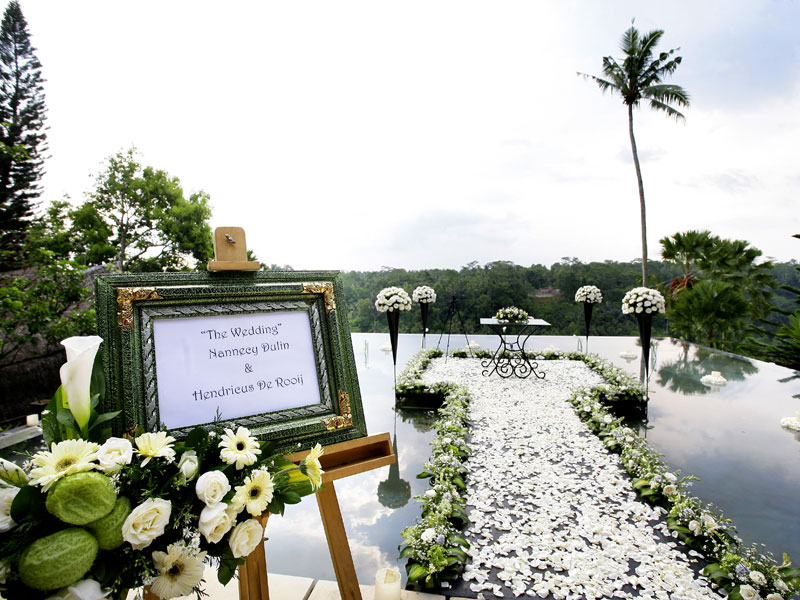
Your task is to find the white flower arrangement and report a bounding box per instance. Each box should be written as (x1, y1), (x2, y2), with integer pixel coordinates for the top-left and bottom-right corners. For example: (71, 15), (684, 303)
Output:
(412, 285), (437, 304)
(575, 285), (603, 304)
(0, 336), (327, 600)
(375, 286), (412, 312)
(493, 306), (529, 323)
(621, 286), (666, 315)
(780, 412), (800, 433)
(701, 371), (728, 387)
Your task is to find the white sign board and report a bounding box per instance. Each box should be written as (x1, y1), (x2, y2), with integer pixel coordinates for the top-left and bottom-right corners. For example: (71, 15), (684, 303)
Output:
(153, 310), (321, 429)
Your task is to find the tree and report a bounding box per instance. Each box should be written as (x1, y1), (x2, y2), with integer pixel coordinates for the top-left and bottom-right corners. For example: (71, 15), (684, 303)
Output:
(659, 230), (714, 294)
(0, 0), (47, 268)
(580, 23), (689, 285)
(30, 148), (214, 272)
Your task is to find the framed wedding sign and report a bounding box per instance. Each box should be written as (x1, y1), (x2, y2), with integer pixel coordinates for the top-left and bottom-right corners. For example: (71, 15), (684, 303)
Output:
(95, 271), (367, 452)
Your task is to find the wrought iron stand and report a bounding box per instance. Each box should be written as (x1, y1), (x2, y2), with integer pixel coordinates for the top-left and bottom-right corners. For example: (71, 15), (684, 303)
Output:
(479, 318), (550, 379)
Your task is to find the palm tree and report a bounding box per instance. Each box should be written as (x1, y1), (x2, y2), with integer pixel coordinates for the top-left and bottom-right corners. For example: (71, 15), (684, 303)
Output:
(660, 230), (714, 295)
(580, 23), (690, 285)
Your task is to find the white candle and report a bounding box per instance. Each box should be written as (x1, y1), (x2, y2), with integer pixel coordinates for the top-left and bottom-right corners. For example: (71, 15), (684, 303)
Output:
(26, 414), (39, 427)
(374, 567), (401, 600)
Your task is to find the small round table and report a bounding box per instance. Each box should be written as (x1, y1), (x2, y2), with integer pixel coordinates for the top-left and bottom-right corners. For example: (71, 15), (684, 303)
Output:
(479, 317), (551, 379)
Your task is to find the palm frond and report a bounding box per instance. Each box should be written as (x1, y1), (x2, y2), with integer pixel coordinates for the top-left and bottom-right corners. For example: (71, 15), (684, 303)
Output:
(577, 72), (621, 95)
(647, 98), (686, 121)
(644, 83), (690, 108)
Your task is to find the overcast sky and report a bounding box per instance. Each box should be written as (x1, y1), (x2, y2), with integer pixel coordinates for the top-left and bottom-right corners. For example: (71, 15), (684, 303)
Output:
(19, 1), (800, 271)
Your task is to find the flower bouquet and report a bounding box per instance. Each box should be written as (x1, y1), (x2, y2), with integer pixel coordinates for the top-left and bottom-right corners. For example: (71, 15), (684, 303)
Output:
(0, 337), (324, 600)
(412, 286), (436, 344)
(574, 285), (602, 349)
(621, 287), (665, 378)
(375, 287), (412, 367)
(493, 306), (529, 323)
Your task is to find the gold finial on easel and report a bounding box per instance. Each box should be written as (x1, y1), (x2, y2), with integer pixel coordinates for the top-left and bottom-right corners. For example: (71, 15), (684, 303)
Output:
(207, 227), (261, 271)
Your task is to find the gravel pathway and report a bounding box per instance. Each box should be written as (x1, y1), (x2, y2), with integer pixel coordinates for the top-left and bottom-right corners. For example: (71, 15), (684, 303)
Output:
(419, 358), (721, 600)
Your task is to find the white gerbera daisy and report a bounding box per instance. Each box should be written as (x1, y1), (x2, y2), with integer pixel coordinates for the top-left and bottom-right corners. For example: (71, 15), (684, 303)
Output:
(218, 427), (261, 470)
(232, 469), (274, 516)
(28, 439), (99, 491)
(150, 544), (206, 599)
(135, 432), (177, 467)
(301, 443), (324, 491)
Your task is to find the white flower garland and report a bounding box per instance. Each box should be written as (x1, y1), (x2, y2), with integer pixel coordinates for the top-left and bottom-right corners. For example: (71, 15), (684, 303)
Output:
(412, 285), (437, 304)
(374, 287), (412, 313)
(574, 285), (603, 304)
(621, 286), (666, 315)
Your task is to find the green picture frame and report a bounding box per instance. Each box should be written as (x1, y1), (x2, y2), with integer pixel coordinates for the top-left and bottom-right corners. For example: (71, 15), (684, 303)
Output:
(95, 270), (367, 452)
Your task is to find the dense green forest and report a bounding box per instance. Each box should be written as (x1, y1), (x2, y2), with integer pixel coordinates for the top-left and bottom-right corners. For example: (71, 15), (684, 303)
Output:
(339, 256), (800, 367)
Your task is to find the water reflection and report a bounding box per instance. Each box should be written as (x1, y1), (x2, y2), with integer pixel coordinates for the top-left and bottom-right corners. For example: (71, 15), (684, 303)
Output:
(657, 342), (759, 395)
(377, 432), (412, 509)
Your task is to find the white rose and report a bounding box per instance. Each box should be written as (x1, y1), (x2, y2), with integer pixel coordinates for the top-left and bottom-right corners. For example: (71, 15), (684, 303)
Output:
(195, 470), (231, 506)
(749, 571), (766, 585)
(739, 584), (758, 600)
(688, 520), (701, 535)
(229, 518), (264, 558)
(96, 438), (133, 473)
(421, 528), (437, 543)
(0, 487), (19, 532)
(663, 472), (677, 483)
(198, 502), (234, 544)
(424, 489), (436, 499)
(122, 498), (171, 550)
(701, 514), (718, 531)
(177, 451), (199, 484)
(775, 579), (789, 592)
(766, 594), (783, 600)
(62, 579), (110, 600)
(662, 484), (677, 496)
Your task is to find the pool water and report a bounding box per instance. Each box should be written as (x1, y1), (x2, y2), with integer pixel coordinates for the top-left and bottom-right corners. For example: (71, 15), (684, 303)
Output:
(263, 333), (800, 585)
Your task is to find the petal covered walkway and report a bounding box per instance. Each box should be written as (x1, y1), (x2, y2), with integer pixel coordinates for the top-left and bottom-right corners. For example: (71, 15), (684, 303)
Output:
(420, 358), (721, 600)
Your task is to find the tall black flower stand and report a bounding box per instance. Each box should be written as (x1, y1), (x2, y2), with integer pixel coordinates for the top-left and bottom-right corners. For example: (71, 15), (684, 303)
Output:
(583, 302), (594, 353)
(419, 302), (429, 348)
(636, 313), (653, 380)
(386, 310), (400, 385)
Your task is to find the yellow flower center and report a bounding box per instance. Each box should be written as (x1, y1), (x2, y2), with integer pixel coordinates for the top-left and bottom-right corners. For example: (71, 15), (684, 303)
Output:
(56, 456), (77, 470)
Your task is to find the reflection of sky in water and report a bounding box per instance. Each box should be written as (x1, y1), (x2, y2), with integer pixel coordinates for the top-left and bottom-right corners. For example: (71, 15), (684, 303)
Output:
(264, 333), (800, 584)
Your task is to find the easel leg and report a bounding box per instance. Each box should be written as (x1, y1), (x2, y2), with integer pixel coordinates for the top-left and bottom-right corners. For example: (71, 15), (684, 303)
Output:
(238, 513), (271, 600)
(316, 481), (362, 600)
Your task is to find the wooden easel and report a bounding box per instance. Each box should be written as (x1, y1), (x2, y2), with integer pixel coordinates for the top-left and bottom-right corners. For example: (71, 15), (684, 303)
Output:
(241, 433), (396, 600)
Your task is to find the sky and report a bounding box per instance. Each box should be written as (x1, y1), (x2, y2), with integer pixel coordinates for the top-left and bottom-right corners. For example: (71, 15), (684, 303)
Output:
(18, 0), (800, 272)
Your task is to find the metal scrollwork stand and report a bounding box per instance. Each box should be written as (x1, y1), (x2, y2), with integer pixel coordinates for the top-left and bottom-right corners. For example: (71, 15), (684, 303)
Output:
(480, 318), (550, 379)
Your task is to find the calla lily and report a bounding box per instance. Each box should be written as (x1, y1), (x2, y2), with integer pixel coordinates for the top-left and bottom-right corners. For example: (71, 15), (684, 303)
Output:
(0, 457), (28, 487)
(59, 335), (103, 436)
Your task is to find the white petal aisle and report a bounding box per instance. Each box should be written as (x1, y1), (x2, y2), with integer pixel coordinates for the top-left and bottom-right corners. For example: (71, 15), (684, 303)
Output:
(420, 358), (721, 600)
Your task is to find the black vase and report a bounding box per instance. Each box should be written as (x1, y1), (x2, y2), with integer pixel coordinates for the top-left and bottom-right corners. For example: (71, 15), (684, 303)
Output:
(635, 313), (653, 377)
(583, 302), (593, 349)
(420, 303), (429, 341)
(386, 310), (400, 366)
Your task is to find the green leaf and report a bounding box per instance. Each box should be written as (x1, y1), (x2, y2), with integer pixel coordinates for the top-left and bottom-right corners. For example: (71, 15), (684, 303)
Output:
(282, 491), (302, 504)
(448, 547), (467, 561)
(185, 427), (209, 448)
(10, 485), (48, 523)
(398, 546), (414, 559)
(406, 563), (430, 584)
(632, 478), (650, 489)
(450, 533), (469, 548)
(416, 471), (433, 479)
(267, 497), (285, 516)
(453, 476), (466, 490)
